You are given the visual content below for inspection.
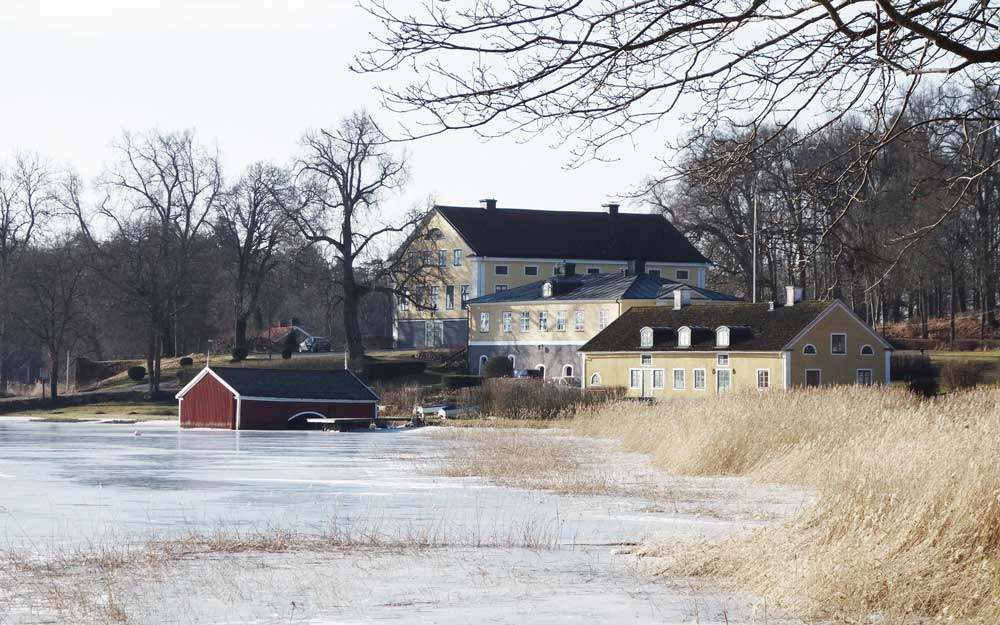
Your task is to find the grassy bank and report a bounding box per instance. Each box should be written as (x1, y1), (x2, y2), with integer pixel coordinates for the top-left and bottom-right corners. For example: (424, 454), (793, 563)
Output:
(10, 401), (176, 422)
(572, 387), (1000, 623)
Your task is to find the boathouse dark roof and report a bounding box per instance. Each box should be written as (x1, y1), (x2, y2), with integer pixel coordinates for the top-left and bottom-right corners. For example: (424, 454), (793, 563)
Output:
(208, 367), (377, 401)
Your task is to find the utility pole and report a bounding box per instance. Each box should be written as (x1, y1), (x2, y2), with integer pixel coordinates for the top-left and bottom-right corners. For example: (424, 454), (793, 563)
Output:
(65, 350), (70, 394)
(751, 190), (758, 304)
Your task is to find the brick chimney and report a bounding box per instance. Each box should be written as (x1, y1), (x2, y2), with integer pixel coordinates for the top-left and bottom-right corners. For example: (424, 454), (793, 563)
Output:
(602, 202), (620, 216)
(480, 198), (497, 211)
(626, 259), (646, 275)
(784, 286), (804, 307)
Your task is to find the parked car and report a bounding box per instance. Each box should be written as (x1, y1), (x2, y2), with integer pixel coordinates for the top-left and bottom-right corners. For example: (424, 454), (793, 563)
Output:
(299, 336), (332, 353)
(513, 368), (543, 379)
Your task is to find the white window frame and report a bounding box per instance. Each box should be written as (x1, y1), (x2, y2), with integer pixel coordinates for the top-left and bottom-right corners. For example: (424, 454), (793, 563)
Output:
(587, 267), (600, 275)
(495, 285), (507, 293)
(629, 368), (642, 389)
(524, 265), (539, 276)
(756, 368), (770, 390)
(495, 265), (509, 276)
(429, 286), (439, 310)
(555, 311), (567, 331)
(478, 355), (488, 375)
(802, 343), (817, 355)
(830, 333), (847, 355)
(589, 373), (602, 387)
(672, 368), (685, 390)
(805, 368), (822, 386)
(519, 311), (530, 332)
(716, 326), (730, 348)
(860, 344), (874, 356)
(716, 353), (730, 366)
(675, 269), (690, 280)
(460, 285), (470, 309)
(398, 290), (409, 311)
(502, 311), (513, 333)
(563, 364), (574, 377)
(856, 368), (873, 385)
(598, 309), (610, 330)
(640, 326), (654, 348)
(536, 364), (546, 378)
(437, 249), (447, 267)
(640, 354), (653, 366)
(677, 326), (691, 348)
(652, 369), (665, 390)
(542, 282), (553, 298)
(453, 249), (463, 266)
(445, 286), (455, 311)
(508, 354), (516, 369)
(479, 312), (490, 333)
(538, 311), (549, 331)
(693, 368), (707, 391)
(574, 310), (585, 332)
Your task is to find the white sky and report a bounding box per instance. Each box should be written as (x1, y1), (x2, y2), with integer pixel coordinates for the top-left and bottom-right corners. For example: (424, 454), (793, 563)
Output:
(0, 0), (681, 216)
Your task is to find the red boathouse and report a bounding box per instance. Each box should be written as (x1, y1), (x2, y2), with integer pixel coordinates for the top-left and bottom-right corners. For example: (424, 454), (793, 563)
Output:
(176, 367), (378, 430)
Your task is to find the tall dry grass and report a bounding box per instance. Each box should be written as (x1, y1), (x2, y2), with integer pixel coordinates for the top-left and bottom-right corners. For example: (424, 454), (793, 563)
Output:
(573, 387), (1000, 623)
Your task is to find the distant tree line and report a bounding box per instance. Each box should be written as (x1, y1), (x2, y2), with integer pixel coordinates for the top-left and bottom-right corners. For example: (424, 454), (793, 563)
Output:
(0, 113), (434, 400)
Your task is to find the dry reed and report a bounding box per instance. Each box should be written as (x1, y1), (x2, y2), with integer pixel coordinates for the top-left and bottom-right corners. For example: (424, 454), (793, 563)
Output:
(572, 387), (1000, 623)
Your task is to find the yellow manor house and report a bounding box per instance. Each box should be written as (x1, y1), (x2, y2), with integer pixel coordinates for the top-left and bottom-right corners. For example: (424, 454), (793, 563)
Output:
(393, 199), (711, 348)
(579, 291), (893, 397)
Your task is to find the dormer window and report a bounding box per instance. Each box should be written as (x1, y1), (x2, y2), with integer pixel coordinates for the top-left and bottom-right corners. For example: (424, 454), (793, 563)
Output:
(640, 326), (654, 348)
(716, 326), (730, 348)
(542, 282), (553, 298)
(678, 326), (691, 348)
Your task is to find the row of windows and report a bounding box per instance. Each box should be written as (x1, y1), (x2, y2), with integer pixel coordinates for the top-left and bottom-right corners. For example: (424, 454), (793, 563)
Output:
(479, 309), (612, 333)
(398, 285), (470, 311)
(802, 335), (875, 356)
(603, 364), (875, 390)
(494, 265), (691, 280)
(408, 249), (464, 269)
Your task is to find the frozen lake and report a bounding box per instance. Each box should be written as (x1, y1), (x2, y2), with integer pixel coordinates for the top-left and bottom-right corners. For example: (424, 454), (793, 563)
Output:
(0, 420), (803, 624)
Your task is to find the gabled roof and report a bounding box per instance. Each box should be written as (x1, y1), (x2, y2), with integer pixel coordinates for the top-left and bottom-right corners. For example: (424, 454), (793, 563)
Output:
(580, 301), (837, 352)
(467, 272), (740, 305)
(176, 367), (378, 402)
(435, 205), (709, 264)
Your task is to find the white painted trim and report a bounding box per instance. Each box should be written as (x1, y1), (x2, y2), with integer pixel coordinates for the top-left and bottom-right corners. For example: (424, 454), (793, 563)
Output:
(782, 351), (791, 390)
(175, 367), (241, 400)
(885, 351), (892, 385)
(860, 344), (875, 356)
(856, 368), (873, 385)
(755, 368), (771, 390)
(671, 368), (685, 390)
(562, 364), (574, 377)
(580, 352), (587, 388)
(289, 410), (326, 422)
(468, 340), (587, 346)
(579, 350), (783, 356)
(524, 265), (539, 276)
(716, 353), (730, 366)
(781, 299), (893, 351)
(177, 397), (183, 422)
(236, 396), (242, 430)
(628, 368), (642, 390)
(240, 396), (378, 404)
(830, 332), (848, 356)
(693, 367), (707, 391)
(640, 353), (653, 366)
(802, 343), (817, 355)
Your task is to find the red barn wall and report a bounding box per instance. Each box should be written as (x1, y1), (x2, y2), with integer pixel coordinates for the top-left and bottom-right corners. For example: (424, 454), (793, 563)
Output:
(179, 374), (236, 429)
(239, 400), (376, 430)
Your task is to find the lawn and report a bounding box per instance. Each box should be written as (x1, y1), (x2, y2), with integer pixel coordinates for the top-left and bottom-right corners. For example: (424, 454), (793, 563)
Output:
(11, 401), (177, 422)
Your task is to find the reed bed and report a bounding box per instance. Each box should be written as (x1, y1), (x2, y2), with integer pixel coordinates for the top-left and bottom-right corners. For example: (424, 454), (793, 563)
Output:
(572, 386), (1000, 623)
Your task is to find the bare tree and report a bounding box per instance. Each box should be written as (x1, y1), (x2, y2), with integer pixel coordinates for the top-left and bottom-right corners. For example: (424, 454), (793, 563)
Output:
(0, 154), (54, 393)
(282, 113), (428, 371)
(215, 163), (290, 355)
(65, 130), (222, 395)
(358, 1), (1000, 271)
(12, 237), (89, 401)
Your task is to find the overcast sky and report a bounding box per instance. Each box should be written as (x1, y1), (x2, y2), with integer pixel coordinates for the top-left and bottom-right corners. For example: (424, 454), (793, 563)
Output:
(0, 0), (681, 216)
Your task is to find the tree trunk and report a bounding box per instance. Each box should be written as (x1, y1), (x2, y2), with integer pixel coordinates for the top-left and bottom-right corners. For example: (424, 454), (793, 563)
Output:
(48, 350), (59, 401)
(341, 279), (366, 373)
(235, 314), (249, 351)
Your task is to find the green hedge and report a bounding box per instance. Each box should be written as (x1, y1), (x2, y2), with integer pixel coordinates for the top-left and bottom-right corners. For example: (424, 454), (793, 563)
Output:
(364, 360), (427, 381)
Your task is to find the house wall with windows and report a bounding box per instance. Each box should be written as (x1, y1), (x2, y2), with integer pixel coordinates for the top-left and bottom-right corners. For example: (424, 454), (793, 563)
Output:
(582, 352), (784, 397)
(394, 212), (475, 349)
(786, 304), (890, 386)
(480, 260), (705, 293)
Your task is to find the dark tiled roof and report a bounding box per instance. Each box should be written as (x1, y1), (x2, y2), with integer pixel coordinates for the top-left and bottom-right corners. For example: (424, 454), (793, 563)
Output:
(210, 367), (378, 401)
(436, 205), (709, 264)
(467, 272), (740, 305)
(580, 301), (832, 352)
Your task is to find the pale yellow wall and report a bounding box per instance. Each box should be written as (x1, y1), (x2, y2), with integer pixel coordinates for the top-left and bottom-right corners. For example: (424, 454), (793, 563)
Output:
(481, 260), (704, 292)
(397, 212), (474, 322)
(786, 304), (889, 386)
(468, 300), (622, 342)
(582, 352), (784, 398)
